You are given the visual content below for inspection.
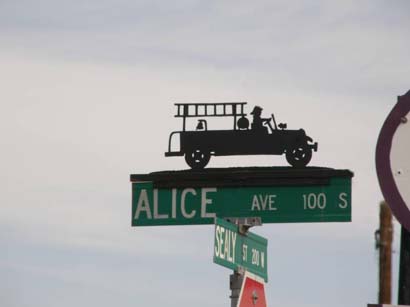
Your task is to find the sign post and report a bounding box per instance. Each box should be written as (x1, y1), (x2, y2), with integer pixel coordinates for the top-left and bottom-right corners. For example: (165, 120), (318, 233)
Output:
(131, 101), (355, 305)
(399, 227), (410, 305)
(131, 167), (354, 305)
(230, 271), (244, 307)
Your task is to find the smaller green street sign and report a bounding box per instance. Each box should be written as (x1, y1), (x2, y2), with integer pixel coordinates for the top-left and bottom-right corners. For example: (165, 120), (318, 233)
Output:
(213, 218), (268, 281)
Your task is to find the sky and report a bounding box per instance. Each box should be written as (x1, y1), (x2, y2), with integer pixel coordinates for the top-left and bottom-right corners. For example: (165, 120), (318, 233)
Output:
(1, 1), (410, 306)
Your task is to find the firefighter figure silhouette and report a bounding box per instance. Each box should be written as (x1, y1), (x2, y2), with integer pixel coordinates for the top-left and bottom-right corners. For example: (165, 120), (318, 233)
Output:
(165, 102), (318, 169)
(251, 106), (271, 132)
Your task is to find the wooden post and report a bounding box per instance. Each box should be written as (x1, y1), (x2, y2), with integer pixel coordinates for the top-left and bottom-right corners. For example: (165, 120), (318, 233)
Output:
(377, 202), (393, 304)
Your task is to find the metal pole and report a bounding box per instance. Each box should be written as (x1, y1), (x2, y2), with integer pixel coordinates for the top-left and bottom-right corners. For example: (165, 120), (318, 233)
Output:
(230, 271), (244, 307)
(398, 226), (410, 304)
(225, 217), (262, 306)
(377, 202), (393, 304)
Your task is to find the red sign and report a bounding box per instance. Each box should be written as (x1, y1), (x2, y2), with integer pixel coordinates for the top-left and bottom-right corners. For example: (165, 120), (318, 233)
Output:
(238, 272), (267, 307)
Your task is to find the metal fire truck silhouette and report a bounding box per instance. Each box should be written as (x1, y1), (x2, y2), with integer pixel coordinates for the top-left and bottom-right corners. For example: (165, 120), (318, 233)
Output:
(165, 102), (318, 169)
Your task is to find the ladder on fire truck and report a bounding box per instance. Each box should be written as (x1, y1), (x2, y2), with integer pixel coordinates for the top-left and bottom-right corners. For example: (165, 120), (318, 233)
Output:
(174, 102), (248, 131)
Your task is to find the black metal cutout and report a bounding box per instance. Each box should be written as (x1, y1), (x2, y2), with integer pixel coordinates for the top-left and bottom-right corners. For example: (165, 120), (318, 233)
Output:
(165, 102), (318, 169)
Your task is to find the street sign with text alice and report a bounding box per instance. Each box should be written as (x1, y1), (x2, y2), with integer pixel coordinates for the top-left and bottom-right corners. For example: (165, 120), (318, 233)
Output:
(131, 168), (353, 226)
(213, 218), (268, 281)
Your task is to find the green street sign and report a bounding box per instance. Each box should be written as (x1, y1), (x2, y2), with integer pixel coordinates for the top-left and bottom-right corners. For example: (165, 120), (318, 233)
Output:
(131, 168), (353, 226)
(213, 218), (268, 281)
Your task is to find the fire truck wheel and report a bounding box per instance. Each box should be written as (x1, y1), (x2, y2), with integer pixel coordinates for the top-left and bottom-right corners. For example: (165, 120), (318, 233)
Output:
(185, 149), (211, 169)
(285, 145), (312, 167)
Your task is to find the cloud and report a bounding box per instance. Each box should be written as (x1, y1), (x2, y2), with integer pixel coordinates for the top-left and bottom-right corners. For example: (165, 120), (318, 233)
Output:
(1, 0), (409, 99)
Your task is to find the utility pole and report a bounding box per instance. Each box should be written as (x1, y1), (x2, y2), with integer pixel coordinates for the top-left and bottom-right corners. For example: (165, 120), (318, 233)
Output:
(227, 217), (260, 307)
(375, 201), (393, 304)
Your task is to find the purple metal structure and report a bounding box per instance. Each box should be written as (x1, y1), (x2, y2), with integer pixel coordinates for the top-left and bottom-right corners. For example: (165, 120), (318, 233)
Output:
(376, 90), (410, 231)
